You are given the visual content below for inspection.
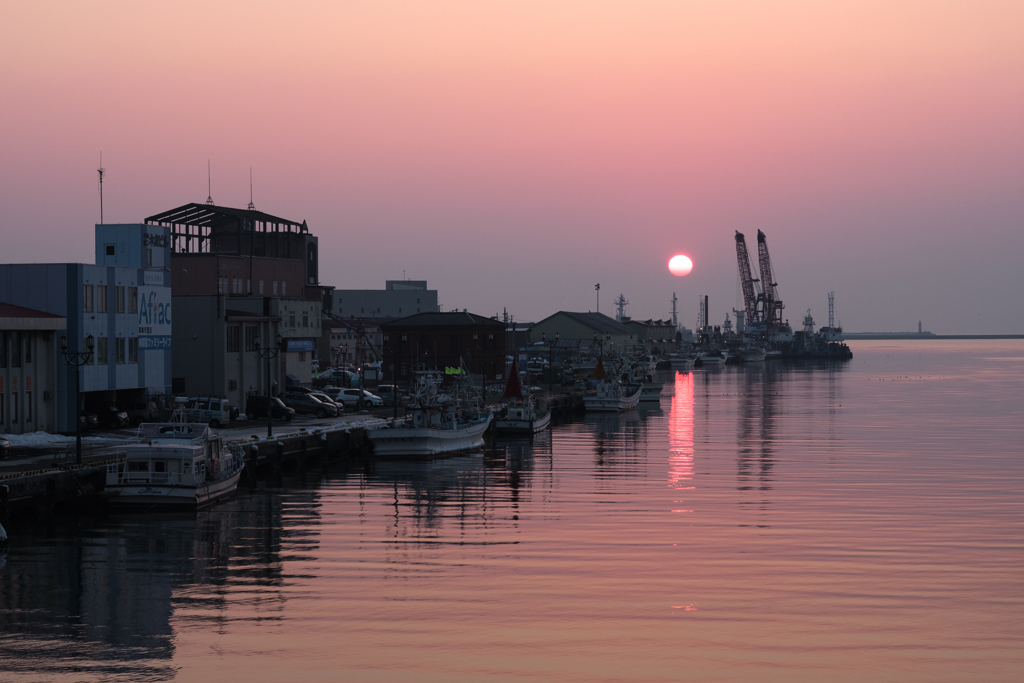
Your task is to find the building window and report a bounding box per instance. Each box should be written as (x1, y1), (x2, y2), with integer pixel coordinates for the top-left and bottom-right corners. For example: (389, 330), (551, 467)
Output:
(218, 278), (228, 294)
(105, 244), (115, 256)
(147, 248), (153, 267)
(289, 311), (295, 327)
(245, 326), (258, 352)
(259, 280), (264, 295)
(85, 336), (96, 364)
(116, 286), (125, 313)
(128, 287), (138, 313)
(25, 392), (31, 422)
(228, 379), (238, 392)
(115, 337), (126, 364)
(302, 311), (308, 328)
(97, 336), (108, 365)
(226, 326), (240, 352)
(129, 337), (138, 363)
(232, 278), (243, 294)
(10, 332), (20, 367)
(84, 284), (94, 312)
(96, 285), (107, 313)
(273, 281), (278, 296)
(282, 282), (287, 296)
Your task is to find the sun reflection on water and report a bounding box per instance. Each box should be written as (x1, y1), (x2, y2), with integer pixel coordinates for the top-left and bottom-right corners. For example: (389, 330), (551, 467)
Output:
(667, 371), (695, 500)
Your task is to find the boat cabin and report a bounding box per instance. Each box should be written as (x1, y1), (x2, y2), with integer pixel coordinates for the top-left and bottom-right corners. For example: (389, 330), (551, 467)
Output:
(107, 423), (225, 488)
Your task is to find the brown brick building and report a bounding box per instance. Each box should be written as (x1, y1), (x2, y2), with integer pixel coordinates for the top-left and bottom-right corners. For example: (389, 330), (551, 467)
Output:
(380, 312), (506, 388)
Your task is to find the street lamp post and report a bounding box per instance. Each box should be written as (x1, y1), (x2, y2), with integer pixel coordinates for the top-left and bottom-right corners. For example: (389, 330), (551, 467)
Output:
(542, 332), (558, 394)
(254, 333), (282, 439)
(383, 333), (405, 421)
(60, 334), (94, 465)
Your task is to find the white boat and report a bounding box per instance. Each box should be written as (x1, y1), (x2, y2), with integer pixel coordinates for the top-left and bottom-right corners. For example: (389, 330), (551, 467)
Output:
(741, 347), (767, 362)
(583, 380), (642, 412)
(494, 399), (552, 435)
(695, 352), (725, 366)
(640, 383), (665, 402)
(368, 408), (493, 457)
(104, 422), (245, 509)
(668, 354), (694, 370)
(367, 368), (493, 457)
(624, 356), (665, 402)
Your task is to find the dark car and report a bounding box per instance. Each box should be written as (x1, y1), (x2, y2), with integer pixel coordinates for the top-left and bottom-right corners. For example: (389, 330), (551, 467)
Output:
(79, 412), (99, 430)
(280, 393), (338, 418)
(245, 395), (296, 421)
(308, 391), (345, 413)
(0, 437), (9, 459)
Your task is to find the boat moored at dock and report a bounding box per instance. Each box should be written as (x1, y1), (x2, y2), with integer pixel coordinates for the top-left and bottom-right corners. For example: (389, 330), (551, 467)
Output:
(104, 422), (245, 509)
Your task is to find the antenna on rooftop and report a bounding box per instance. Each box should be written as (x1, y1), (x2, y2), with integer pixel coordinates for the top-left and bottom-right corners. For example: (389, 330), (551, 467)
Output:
(247, 166), (255, 210)
(205, 160), (214, 205)
(97, 152), (105, 224)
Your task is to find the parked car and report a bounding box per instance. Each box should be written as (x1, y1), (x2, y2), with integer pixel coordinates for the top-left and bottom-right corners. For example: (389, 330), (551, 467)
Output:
(330, 388), (384, 408)
(182, 397), (239, 428)
(308, 391), (345, 413)
(125, 399), (162, 425)
(375, 385), (402, 406)
(245, 395), (296, 421)
(0, 437), (9, 459)
(280, 393), (339, 418)
(85, 401), (129, 429)
(79, 412), (99, 430)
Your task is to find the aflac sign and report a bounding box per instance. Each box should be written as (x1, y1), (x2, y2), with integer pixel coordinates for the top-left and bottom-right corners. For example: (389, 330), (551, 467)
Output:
(138, 286), (172, 349)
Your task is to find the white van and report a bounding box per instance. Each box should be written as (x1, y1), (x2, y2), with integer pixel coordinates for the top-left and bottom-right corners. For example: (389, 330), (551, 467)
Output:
(182, 397), (238, 428)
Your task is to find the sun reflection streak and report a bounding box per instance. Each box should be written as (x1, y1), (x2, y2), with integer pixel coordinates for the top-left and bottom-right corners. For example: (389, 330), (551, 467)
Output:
(667, 371), (695, 495)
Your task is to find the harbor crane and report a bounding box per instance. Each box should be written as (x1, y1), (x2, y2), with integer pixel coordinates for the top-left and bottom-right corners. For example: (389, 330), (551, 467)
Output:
(756, 230), (785, 331)
(734, 231), (761, 325)
(733, 229), (787, 335)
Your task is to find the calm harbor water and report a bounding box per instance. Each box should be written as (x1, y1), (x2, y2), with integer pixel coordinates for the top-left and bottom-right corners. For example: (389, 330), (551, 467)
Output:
(1, 340), (1021, 682)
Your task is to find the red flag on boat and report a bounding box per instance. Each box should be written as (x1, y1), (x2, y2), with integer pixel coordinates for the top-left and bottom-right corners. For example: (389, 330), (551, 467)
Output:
(503, 358), (523, 399)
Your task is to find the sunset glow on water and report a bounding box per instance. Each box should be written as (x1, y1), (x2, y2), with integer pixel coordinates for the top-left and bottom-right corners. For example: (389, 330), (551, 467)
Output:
(1, 341), (1021, 681)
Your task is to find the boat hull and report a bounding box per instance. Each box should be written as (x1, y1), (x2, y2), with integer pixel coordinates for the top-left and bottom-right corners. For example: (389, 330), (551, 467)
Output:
(639, 383), (664, 402)
(368, 416), (493, 457)
(105, 468), (244, 510)
(583, 387), (642, 412)
(494, 410), (552, 435)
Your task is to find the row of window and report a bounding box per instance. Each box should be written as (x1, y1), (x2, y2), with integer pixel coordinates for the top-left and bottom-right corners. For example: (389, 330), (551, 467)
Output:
(287, 309), (312, 328)
(78, 336), (139, 365)
(226, 325), (261, 353)
(0, 391), (33, 424)
(0, 332), (32, 368)
(83, 285), (139, 314)
(217, 279), (289, 296)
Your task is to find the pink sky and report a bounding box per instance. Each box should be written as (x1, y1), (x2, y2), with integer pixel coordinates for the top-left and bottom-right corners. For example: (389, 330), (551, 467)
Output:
(2, 1), (1022, 332)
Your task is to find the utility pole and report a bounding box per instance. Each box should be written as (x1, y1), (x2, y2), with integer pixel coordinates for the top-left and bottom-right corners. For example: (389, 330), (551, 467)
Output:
(97, 154), (105, 224)
(595, 283), (600, 314)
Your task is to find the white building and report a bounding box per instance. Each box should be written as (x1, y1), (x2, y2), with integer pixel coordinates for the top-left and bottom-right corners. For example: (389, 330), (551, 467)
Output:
(0, 224), (173, 432)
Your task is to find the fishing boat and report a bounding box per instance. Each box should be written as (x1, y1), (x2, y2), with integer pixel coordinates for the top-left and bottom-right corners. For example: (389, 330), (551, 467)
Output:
(583, 359), (642, 412)
(494, 359), (552, 435)
(104, 421), (245, 509)
(694, 351), (726, 367)
(631, 356), (666, 402)
(740, 346), (767, 363)
(367, 369), (493, 457)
